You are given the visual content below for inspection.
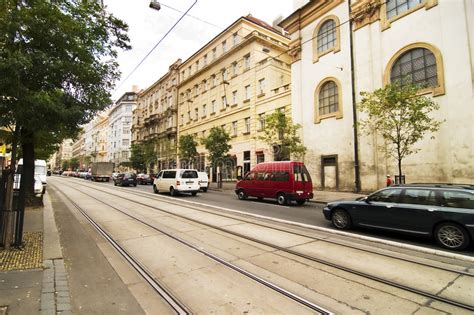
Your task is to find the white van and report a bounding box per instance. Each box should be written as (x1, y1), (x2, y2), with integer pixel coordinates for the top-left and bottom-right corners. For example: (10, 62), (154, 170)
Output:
(198, 172), (209, 192)
(153, 169), (200, 196)
(15, 159), (47, 194)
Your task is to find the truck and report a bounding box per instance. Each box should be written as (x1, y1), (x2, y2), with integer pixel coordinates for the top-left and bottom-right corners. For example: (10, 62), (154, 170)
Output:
(91, 162), (114, 182)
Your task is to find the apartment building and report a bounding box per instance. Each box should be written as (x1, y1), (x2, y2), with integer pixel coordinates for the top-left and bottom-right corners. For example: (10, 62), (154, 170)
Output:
(177, 15), (291, 181)
(108, 92), (136, 166)
(71, 130), (86, 168)
(280, 0), (474, 191)
(132, 59), (181, 171)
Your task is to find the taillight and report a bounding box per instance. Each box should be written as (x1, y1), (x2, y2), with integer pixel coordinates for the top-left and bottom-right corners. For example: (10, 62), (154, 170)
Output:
(176, 180), (180, 186)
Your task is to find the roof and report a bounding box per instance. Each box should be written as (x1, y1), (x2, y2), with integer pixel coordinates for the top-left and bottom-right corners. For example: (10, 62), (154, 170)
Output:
(243, 15), (287, 37)
(392, 183), (474, 191)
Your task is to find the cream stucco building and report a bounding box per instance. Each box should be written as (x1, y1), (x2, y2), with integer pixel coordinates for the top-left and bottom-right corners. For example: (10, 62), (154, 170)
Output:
(177, 15), (292, 181)
(280, 0), (474, 191)
(132, 59), (181, 171)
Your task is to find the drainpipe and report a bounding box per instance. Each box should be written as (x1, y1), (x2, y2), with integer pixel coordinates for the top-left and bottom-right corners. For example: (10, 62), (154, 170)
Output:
(348, 0), (361, 192)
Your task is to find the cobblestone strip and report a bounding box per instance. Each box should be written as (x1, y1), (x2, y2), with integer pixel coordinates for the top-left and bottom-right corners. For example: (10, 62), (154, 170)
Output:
(41, 259), (72, 315)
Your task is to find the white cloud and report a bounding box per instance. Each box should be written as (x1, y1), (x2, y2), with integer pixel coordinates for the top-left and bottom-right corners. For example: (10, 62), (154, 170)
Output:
(103, 0), (294, 101)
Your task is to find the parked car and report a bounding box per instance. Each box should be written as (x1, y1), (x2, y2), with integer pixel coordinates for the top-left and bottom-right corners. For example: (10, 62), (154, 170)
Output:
(235, 161), (313, 205)
(323, 184), (474, 251)
(113, 173), (137, 187)
(137, 173), (153, 185)
(198, 172), (209, 192)
(153, 169), (200, 196)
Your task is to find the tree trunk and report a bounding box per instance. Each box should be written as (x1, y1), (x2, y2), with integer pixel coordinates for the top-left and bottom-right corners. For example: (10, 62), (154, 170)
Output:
(398, 158), (402, 184)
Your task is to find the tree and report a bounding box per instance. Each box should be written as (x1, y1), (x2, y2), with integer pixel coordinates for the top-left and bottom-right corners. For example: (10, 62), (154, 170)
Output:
(0, 0), (129, 247)
(259, 109), (306, 161)
(358, 83), (443, 181)
(178, 134), (198, 168)
(130, 144), (146, 173)
(69, 157), (80, 170)
(0, 0), (129, 188)
(62, 159), (70, 171)
(201, 127), (231, 173)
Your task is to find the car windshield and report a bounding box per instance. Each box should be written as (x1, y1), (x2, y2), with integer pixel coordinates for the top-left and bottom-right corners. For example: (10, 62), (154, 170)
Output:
(181, 170), (198, 178)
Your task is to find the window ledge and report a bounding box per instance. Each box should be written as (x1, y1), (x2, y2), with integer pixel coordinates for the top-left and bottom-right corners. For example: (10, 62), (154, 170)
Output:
(231, 135), (237, 138)
(230, 103), (238, 108)
(257, 93), (265, 98)
(243, 99), (250, 103)
(242, 131), (250, 135)
(210, 112), (216, 116)
(220, 108), (226, 112)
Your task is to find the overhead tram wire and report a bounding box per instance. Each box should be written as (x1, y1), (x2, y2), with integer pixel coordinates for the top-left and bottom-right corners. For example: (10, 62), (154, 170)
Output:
(114, 0), (198, 94)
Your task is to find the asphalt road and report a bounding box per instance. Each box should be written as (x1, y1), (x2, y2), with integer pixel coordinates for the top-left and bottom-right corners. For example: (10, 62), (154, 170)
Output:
(60, 176), (474, 256)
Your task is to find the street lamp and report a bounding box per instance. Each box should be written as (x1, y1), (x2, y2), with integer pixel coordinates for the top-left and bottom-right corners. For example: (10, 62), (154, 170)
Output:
(149, 0), (161, 11)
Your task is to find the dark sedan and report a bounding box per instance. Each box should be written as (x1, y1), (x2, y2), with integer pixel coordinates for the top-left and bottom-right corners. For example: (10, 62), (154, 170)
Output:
(113, 173), (137, 187)
(137, 173), (153, 185)
(323, 184), (474, 251)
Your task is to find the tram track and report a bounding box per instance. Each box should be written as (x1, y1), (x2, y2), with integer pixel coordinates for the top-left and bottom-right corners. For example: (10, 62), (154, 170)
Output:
(53, 178), (474, 312)
(51, 181), (333, 314)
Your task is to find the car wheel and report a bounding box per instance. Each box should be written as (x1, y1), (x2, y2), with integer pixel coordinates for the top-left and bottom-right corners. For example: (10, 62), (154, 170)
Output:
(296, 199), (306, 205)
(170, 187), (176, 196)
(191, 192), (197, 196)
(332, 208), (352, 230)
(276, 193), (287, 205)
(153, 185), (159, 194)
(237, 190), (247, 200)
(257, 197), (263, 201)
(114, 182), (117, 186)
(435, 223), (470, 250)
(133, 183), (137, 187)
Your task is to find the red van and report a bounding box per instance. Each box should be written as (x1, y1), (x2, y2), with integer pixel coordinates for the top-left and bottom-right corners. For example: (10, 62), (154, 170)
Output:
(235, 161), (313, 205)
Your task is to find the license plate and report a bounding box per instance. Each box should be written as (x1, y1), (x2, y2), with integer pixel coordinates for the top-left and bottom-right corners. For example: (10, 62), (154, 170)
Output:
(186, 181), (194, 184)
(296, 190), (303, 194)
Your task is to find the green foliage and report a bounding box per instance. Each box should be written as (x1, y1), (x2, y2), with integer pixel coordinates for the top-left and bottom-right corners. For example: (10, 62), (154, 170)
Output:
(358, 83), (443, 178)
(69, 157), (79, 170)
(259, 109), (306, 160)
(130, 142), (155, 173)
(0, 0), (130, 175)
(62, 159), (70, 170)
(201, 127), (231, 166)
(178, 134), (198, 165)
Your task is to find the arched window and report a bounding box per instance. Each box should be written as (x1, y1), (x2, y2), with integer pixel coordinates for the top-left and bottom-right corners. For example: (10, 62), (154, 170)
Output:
(385, 43), (444, 96)
(386, 0), (422, 19)
(317, 20), (336, 54)
(390, 47), (437, 88)
(319, 81), (338, 115)
(314, 78), (343, 123)
(313, 16), (340, 63)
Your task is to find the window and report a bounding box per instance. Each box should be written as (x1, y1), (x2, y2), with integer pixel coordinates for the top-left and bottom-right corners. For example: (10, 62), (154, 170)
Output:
(232, 90), (238, 105)
(400, 188), (437, 205)
(202, 80), (207, 92)
(258, 78), (265, 95)
(317, 19), (336, 54)
(194, 108), (199, 120)
(258, 114), (265, 130)
(222, 68), (228, 81)
(244, 85), (251, 100)
(221, 96), (227, 109)
(232, 62), (238, 76)
(211, 100), (216, 113)
(203, 54), (207, 66)
(122, 139), (129, 146)
(244, 54), (250, 70)
(194, 85), (199, 96)
(256, 153), (265, 164)
(294, 165), (312, 182)
(313, 16), (340, 62)
(212, 48), (216, 59)
(244, 117), (250, 133)
(440, 190), (474, 209)
(390, 48), (437, 88)
(212, 75), (217, 87)
(195, 60), (199, 71)
(167, 116), (173, 128)
(369, 188), (403, 203)
(232, 121), (238, 136)
(180, 114), (184, 125)
(315, 78), (342, 123)
(202, 104), (206, 117)
(233, 32), (239, 46)
(187, 111), (191, 123)
(272, 171), (289, 182)
(167, 96), (173, 108)
(222, 40), (227, 53)
(386, 0), (422, 19)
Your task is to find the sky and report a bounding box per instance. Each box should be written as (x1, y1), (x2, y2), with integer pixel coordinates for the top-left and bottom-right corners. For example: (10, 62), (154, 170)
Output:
(103, 0), (295, 102)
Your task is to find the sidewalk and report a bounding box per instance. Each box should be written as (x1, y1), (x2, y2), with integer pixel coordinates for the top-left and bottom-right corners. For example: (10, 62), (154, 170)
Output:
(208, 181), (366, 203)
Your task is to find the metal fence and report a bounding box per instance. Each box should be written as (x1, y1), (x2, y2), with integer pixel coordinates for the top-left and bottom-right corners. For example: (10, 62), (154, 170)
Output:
(0, 170), (22, 248)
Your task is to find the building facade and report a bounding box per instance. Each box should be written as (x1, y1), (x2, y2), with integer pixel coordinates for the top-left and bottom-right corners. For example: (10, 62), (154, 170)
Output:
(177, 15), (292, 181)
(132, 59), (181, 172)
(107, 92), (136, 167)
(280, 0), (474, 191)
(71, 130), (86, 169)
